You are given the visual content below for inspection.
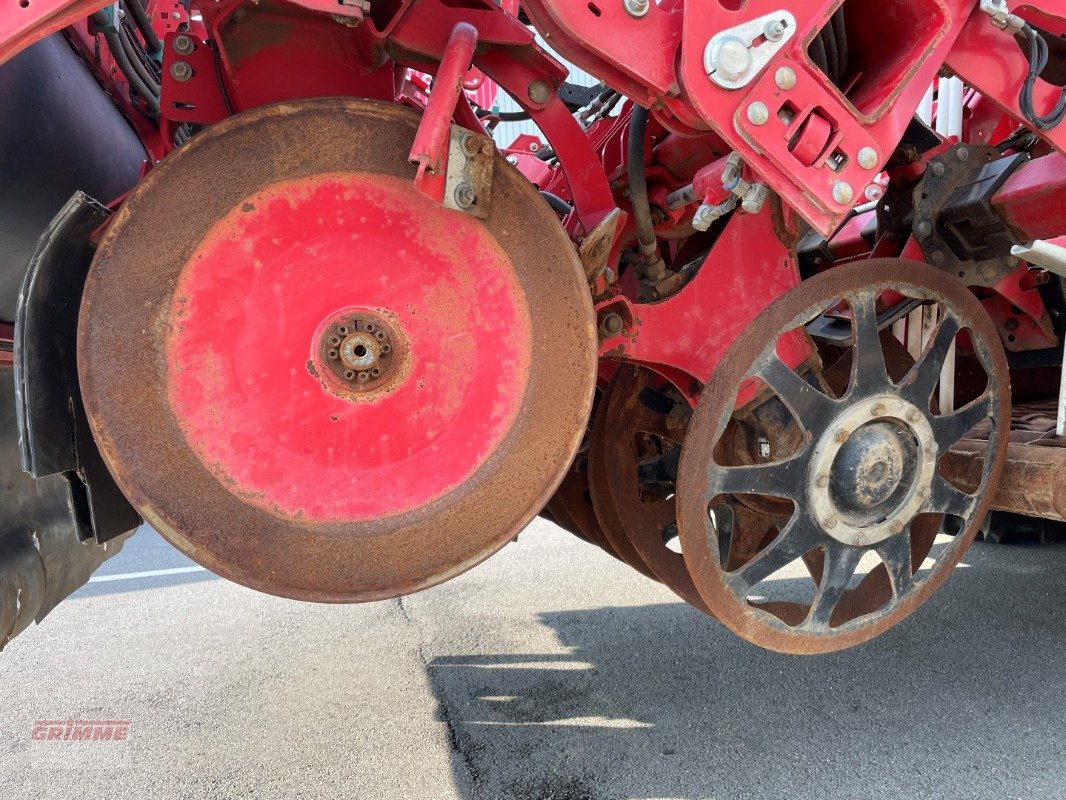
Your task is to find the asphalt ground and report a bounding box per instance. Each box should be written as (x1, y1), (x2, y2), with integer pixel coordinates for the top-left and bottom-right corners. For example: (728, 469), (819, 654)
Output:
(1, 520), (1063, 799)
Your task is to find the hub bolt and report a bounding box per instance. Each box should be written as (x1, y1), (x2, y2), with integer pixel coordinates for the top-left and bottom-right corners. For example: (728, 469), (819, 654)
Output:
(824, 516), (839, 530)
(890, 520), (905, 534)
(816, 474), (830, 489)
(622, 0), (650, 17)
(906, 409), (921, 423)
(871, 403), (886, 417)
(834, 429), (850, 444)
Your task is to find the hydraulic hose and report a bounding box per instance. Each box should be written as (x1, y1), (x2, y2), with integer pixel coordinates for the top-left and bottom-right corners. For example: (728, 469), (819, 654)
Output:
(626, 106), (663, 274)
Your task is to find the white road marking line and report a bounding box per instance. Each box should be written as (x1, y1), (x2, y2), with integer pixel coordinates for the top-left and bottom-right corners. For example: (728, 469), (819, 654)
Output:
(88, 565), (206, 583)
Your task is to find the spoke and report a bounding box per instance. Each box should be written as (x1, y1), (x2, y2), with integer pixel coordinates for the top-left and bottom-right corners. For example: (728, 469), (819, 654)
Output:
(709, 457), (806, 500)
(931, 392), (994, 451)
(847, 292), (889, 392)
(902, 314), (960, 405)
(926, 474), (974, 518)
(876, 529), (914, 599)
(805, 545), (862, 629)
(726, 514), (821, 592)
(755, 355), (838, 430)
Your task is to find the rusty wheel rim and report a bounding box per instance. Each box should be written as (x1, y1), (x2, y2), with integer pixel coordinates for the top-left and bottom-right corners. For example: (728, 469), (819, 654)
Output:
(589, 364), (710, 601)
(678, 259), (1009, 653)
(78, 99), (597, 602)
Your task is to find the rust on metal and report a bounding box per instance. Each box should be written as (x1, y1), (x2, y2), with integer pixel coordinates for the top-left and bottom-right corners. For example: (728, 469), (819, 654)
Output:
(77, 98), (598, 603)
(677, 259), (1011, 654)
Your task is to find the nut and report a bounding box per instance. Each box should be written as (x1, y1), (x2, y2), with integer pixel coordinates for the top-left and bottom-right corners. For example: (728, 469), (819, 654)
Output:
(622, 0), (650, 17)
(764, 18), (787, 41)
(169, 61), (193, 82)
(453, 182), (476, 209)
(172, 34), (195, 56)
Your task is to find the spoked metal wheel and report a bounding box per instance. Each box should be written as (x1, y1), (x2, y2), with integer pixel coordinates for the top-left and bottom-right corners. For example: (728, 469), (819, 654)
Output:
(678, 260), (1009, 653)
(78, 99), (597, 601)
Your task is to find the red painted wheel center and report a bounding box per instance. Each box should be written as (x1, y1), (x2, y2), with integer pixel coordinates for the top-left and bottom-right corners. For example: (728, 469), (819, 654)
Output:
(165, 172), (532, 523)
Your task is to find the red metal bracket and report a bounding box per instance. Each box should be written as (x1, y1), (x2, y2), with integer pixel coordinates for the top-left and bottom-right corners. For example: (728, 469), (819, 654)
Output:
(409, 22), (479, 203)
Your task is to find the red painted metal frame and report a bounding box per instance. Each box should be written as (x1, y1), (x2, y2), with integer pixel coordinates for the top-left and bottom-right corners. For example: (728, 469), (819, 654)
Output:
(408, 22), (479, 202)
(946, 3), (1066, 157)
(595, 206), (803, 400)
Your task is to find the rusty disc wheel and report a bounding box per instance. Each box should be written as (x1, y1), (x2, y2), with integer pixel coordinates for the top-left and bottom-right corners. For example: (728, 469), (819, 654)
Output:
(588, 364), (701, 598)
(78, 99), (597, 601)
(587, 375), (666, 581)
(677, 259), (1009, 653)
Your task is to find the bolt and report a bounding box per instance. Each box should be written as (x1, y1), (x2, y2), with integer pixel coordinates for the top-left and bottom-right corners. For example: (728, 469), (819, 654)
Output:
(824, 516), (839, 530)
(453, 182), (476, 209)
(764, 18), (787, 41)
(623, 0), (649, 16)
(931, 250), (945, 266)
(916, 220), (933, 238)
(816, 474), (830, 489)
(774, 66), (796, 90)
(857, 147), (878, 170)
(507, 155), (519, 165)
(924, 440), (937, 455)
(906, 409), (921, 423)
(527, 80), (552, 105)
(832, 181), (854, 206)
(172, 34), (195, 56)
(982, 266), (999, 283)
(600, 313), (624, 337)
(712, 37), (753, 82)
(890, 520), (905, 534)
(871, 402), (886, 417)
(956, 146), (970, 162)
(917, 486), (928, 498)
(170, 61), (193, 82)
(931, 161), (946, 177)
(460, 132), (481, 157)
(834, 429), (850, 444)
(356, 372), (370, 383)
(747, 101), (769, 126)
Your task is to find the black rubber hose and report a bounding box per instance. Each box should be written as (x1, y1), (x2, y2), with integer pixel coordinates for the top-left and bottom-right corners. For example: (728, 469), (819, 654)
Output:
(121, 0), (162, 55)
(92, 11), (160, 114)
(540, 191), (572, 216)
(119, 26), (160, 94)
(627, 106), (658, 255)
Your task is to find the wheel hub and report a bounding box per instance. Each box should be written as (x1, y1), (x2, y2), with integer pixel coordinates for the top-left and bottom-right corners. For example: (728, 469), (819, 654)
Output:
(314, 309), (404, 394)
(809, 395), (936, 547)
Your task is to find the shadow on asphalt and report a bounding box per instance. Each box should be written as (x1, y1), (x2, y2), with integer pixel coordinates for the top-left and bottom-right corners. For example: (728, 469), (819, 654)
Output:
(427, 539), (1066, 800)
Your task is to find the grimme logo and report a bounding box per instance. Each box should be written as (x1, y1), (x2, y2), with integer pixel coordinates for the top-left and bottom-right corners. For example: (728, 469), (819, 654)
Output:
(31, 719), (131, 742)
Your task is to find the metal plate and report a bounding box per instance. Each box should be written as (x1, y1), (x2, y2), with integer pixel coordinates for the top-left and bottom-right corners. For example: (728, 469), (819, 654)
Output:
(78, 99), (597, 602)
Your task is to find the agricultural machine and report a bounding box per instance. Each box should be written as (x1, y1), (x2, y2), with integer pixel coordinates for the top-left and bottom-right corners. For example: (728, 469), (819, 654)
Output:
(1, 0), (1065, 654)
